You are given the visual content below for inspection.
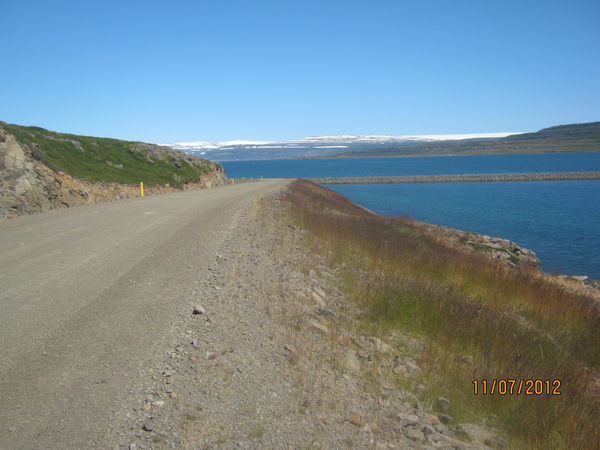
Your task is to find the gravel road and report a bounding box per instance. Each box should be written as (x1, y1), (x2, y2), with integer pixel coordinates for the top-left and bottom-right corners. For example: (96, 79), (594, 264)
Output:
(0, 180), (287, 449)
(0, 179), (501, 449)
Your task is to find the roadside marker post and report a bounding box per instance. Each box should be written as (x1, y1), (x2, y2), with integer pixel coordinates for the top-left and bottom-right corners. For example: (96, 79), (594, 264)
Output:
(140, 182), (145, 197)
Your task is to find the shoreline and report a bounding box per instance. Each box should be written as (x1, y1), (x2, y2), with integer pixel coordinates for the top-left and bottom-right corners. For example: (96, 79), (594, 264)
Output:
(301, 180), (599, 285)
(309, 180), (600, 289)
(412, 216), (600, 290)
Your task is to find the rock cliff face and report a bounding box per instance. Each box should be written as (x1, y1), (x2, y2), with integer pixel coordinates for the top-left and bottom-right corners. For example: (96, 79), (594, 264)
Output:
(0, 127), (226, 218)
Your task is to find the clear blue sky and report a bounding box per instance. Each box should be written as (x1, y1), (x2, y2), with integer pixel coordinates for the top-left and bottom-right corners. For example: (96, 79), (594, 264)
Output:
(1, 0), (599, 142)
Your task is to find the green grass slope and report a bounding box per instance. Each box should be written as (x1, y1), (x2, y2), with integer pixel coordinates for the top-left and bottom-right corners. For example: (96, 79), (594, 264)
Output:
(1, 121), (221, 187)
(337, 121), (600, 157)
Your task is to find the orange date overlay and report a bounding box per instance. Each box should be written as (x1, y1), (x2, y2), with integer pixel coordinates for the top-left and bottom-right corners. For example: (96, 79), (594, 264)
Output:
(472, 379), (561, 395)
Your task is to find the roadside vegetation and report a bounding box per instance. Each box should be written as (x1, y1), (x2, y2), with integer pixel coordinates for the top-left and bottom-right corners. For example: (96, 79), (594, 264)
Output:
(1, 121), (218, 187)
(282, 179), (600, 449)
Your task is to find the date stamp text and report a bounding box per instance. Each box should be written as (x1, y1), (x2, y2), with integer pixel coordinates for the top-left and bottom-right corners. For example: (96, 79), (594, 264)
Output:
(472, 379), (561, 395)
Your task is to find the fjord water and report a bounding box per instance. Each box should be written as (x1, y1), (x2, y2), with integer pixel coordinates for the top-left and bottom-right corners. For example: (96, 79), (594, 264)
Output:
(222, 153), (600, 279)
(222, 152), (600, 178)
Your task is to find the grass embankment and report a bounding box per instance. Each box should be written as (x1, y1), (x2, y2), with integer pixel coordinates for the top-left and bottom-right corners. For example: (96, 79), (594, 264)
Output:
(1, 122), (217, 187)
(283, 180), (600, 449)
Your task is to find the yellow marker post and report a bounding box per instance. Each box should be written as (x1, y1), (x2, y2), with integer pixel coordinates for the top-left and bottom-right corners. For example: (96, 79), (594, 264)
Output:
(231, 178), (235, 185)
(140, 182), (145, 197)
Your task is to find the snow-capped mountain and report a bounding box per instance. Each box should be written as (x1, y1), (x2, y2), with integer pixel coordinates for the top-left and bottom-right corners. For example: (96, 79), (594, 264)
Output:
(162, 133), (521, 161)
(172, 140), (272, 151)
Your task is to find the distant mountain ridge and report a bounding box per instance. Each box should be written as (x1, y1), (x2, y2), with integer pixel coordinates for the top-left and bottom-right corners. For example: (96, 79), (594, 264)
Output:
(166, 132), (520, 161)
(335, 122), (600, 158)
(167, 122), (600, 161)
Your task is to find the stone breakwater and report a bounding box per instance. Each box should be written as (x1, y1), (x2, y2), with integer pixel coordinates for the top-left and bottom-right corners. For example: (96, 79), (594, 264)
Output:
(308, 171), (600, 184)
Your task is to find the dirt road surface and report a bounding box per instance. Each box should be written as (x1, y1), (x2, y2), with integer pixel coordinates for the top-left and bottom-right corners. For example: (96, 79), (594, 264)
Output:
(0, 180), (287, 449)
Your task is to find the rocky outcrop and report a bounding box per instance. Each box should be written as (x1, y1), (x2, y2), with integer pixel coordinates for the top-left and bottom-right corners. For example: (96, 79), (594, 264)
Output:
(415, 221), (541, 269)
(0, 128), (226, 219)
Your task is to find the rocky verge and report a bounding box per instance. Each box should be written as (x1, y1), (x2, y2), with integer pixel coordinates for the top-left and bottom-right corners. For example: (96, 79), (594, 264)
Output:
(411, 221), (541, 269)
(411, 220), (600, 294)
(0, 126), (226, 218)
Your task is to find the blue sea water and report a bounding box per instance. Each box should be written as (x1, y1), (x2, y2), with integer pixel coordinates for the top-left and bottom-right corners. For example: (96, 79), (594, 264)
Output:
(221, 153), (600, 279)
(222, 153), (600, 178)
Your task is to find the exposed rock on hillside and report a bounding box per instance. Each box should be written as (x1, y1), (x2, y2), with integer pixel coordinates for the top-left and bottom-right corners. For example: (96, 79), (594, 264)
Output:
(0, 125), (226, 218)
(412, 221), (541, 268)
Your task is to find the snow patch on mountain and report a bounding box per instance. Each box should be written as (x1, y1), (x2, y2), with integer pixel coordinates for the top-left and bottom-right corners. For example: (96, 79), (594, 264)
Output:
(161, 132), (524, 161)
(165, 132), (520, 151)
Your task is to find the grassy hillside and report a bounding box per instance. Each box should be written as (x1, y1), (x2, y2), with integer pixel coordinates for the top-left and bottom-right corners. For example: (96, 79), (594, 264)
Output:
(283, 180), (600, 449)
(1, 122), (221, 187)
(337, 122), (600, 157)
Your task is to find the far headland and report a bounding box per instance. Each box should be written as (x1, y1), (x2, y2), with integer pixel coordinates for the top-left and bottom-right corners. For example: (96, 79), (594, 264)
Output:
(166, 121), (600, 161)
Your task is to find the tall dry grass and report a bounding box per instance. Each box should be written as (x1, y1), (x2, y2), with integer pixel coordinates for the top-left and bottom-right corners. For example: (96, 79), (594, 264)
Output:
(282, 179), (600, 449)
